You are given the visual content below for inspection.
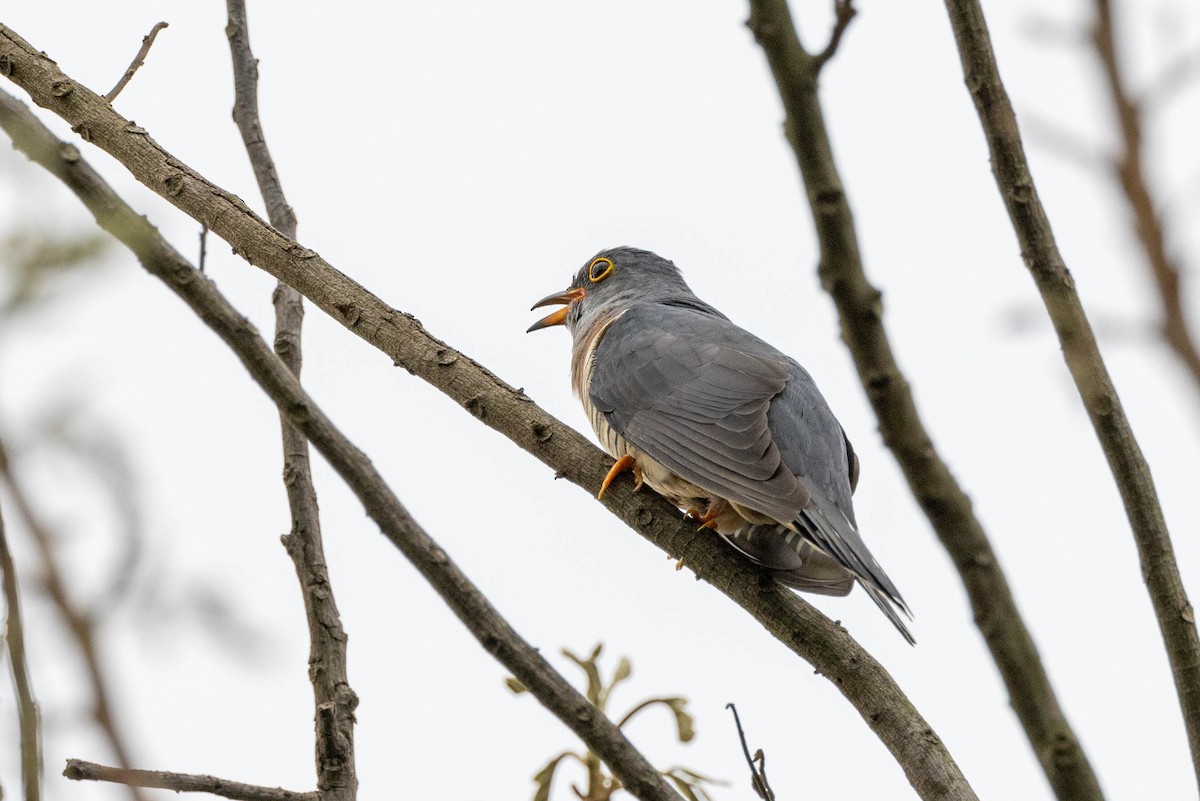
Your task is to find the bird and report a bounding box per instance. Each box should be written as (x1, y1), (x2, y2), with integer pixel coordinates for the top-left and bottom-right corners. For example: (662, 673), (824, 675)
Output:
(527, 246), (913, 643)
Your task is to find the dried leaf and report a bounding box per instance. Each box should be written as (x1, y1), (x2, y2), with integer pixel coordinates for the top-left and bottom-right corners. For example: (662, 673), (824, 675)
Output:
(658, 697), (694, 742)
(533, 753), (569, 801)
(505, 677), (528, 694)
(562, 645), (604, 706)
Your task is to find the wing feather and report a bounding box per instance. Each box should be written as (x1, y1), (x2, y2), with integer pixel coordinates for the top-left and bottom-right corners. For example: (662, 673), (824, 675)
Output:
(589, 305), (809, 522)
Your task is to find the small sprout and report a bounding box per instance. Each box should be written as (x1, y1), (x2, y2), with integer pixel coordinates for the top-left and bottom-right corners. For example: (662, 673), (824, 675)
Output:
(509, 643), (722, 801)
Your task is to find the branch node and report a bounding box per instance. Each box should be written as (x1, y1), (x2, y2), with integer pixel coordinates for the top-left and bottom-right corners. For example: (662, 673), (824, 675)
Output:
(812, 0), (857, 72)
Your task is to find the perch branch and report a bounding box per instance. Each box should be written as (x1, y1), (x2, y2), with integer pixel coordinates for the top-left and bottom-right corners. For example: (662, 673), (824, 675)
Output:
(0, 31), (977, 799)
(745, 2), (1105, 799)
(0, 87), (682, 801)
(942, 0), (1200, 788)
(224, 3), (357, 798)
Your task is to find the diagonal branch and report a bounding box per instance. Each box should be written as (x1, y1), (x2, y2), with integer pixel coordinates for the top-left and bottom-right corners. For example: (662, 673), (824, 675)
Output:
(1091, 0), (1200, 406)
(0, 491), (41, 801)
(0, 33), (980, 799)
(744, 2), (1106, 799)
(0, 87), (683, 801)
(64, 759), (317, 801)
(223, 3), (356, 799)
(941, 0), (1200, 790)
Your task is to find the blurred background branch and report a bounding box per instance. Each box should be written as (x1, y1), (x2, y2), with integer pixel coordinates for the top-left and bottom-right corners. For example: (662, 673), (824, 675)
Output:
(0, 493), (42, 801)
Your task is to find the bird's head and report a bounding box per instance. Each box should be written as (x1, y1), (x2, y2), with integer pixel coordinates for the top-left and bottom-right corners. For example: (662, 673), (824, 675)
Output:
(527, 246), (695, 336)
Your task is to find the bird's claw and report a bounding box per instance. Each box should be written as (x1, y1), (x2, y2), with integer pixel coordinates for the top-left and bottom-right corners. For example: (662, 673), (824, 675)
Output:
(597, 454), (643, 499)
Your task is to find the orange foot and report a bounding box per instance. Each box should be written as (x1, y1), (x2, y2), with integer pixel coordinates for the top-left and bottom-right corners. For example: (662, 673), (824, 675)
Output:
(596, 454), (643, 499)
(696, 507), (721, 531)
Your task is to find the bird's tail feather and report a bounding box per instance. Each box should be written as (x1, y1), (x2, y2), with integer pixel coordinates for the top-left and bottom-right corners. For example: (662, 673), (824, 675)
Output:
(797, 492), (914, 644)
(861, 581), (916, 645)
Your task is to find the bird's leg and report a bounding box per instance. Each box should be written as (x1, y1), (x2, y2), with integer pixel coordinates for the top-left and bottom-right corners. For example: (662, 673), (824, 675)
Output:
(596, 454), (642, 499)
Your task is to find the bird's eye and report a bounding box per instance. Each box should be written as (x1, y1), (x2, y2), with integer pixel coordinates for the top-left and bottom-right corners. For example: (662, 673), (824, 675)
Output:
(589, 257), (614, 283)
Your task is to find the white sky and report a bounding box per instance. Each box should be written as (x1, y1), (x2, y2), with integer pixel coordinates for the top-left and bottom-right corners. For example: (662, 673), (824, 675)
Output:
(2, 1), (1199, 800)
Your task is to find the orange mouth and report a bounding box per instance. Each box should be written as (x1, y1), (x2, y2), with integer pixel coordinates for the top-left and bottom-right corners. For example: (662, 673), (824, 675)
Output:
(527, 287), (585, 332)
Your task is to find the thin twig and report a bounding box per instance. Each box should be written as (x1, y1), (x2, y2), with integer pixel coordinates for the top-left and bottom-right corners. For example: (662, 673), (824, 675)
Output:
(223, 3), (356, 798)
(0, 88), (684, 801)
(0, 437), (145, 801)
(64, 759), (317, 801)
(0, 36), (978, 799)
(0, 489), (41, 801)
(199, 225), (208, 272)
(942, 0), (1200, 790)
(1092, 0), (1200, 406)
(744, 2), (1104, 799)
(104, 22), (168, 103)
(725, 704), (774, 801)
(811, 0), (857, 72)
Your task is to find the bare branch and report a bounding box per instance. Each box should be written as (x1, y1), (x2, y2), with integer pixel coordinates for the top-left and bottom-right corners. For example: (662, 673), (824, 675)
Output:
(64, 759), (317, 801)
(725, 705), (774, 801)
(0, 32), (977, 799)
(812, 0), (857, 72)
(745, 2), (1104, 799)
(942, 0), (1200, 789)
(0, 489), (41, 801)
(0, 87), (683, 801)
(223, 3), (356, 798)
(1091, 0), (1200, 405)
(104, 22), (168, 103)
(0, 437), (145, 801)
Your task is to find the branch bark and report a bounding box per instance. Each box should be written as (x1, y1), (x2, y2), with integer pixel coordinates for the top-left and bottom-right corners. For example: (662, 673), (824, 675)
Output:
(0, 87), (683, 801)
(0, 491), (41, 801)
(64, 759), (317, 801)
(223, 4), (356, 799)
(0, 29), (979, 799)
(942, 0), (1200, 789)
(744, 3), (1105, 799)
(1091, 0), (1200, 404)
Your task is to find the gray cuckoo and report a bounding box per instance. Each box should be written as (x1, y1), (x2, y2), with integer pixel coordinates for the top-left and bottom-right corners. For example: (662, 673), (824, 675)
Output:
(528, 246), (913, 643)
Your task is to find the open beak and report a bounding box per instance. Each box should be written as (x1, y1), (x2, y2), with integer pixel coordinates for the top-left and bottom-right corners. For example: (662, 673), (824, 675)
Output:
(527, 287), (585, 333)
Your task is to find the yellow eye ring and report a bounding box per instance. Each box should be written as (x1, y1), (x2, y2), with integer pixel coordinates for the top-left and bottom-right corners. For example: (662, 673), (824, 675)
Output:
(589, 257), (614, 283)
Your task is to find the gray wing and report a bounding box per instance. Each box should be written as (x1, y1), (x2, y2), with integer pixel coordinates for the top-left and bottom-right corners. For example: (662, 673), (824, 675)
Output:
(591, 304), (913, 643)
(589, 304), (811, 523)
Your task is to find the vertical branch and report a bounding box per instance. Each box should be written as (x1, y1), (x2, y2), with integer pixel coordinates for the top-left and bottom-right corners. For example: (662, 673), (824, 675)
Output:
(0, 439), (144, 801)
(224, 4), (356, 799)
(744, 2), (1106, 799)
(942, 0), (1200, 789)
(1091, 0), (1200, 403)
(0, 488), (41, 801)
